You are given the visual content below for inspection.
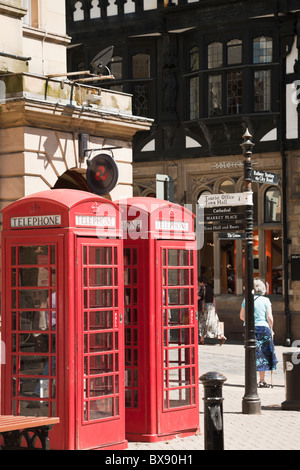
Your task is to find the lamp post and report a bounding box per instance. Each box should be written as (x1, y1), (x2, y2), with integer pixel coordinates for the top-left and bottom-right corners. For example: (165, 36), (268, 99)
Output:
(240, 129), (261, 415)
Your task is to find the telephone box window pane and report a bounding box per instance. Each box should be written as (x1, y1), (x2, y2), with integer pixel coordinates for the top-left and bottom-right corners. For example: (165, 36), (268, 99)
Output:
(90, 376), (113, 397)
(89, 247), (112, 265)
(89, 310), (113, 330)
(168, 389), (190, 408)
(89, 289), (113, 307)
(20, 400), (50, 416)
(12, 311), (17, 330)
(19, 378), (46, 397)
(167, 249), (189, 266)
(12, 290), (16, 308)
(125, 389), (131, 407)
(19, 290), (49, 308)
(89, 332), (113, 353)
(19, 246), (49, 265)
(18, 268), (50, 287)
(90, 397), (114, 420)
(12, 269), (17, 287)
(168, 269), (189, 286)
(88, 268), (113, 286)
(89, 354), (114, 374)
(169, 328), (190, 344)
(18, 333), (49, 353)
(12, 246), (16, 265)
(19, 356), (49, 375)
(169, 368), (191, 387)
(168, 308), (189, 326)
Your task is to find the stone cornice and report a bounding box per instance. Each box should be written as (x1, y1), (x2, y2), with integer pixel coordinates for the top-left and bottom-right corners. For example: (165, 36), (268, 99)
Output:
(0, 98), (153, 141)
(22, 25), (72, 46)
(0, 1), (26, 19)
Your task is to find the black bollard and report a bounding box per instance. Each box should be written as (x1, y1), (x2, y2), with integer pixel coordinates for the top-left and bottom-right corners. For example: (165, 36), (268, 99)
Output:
(200, 371), (227, 450)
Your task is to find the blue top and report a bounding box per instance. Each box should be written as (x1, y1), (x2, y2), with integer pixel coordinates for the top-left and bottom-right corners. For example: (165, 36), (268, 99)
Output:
(242, 296), (271, 328)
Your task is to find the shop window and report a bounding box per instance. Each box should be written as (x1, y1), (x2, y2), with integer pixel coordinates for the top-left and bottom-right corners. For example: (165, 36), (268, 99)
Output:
(264, 187), (281, 223)
(253, 230), (282, 295)
(220, 240), (236, 294)
(270, 231), (283, 294)
(197, 190), (214, 285)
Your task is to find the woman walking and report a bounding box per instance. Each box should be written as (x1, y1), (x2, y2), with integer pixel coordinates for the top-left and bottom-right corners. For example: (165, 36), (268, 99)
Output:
(240, 278), (278, 387)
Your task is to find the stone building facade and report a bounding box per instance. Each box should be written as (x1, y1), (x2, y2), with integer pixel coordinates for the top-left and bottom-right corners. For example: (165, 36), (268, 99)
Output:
(66, 0), (300, 344)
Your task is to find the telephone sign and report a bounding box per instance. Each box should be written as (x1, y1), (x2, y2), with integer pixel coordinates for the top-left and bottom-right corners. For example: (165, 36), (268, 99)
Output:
(86, 153), (119, 195)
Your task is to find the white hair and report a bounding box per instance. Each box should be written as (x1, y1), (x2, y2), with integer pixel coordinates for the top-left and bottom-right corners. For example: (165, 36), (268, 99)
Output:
(253, 278), (266, 295)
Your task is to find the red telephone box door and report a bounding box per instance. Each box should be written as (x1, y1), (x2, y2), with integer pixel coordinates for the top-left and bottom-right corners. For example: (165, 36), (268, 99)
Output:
(75, 238), (125, 450)
(1, 236), (62, 420)
(156, 241), (199, 436)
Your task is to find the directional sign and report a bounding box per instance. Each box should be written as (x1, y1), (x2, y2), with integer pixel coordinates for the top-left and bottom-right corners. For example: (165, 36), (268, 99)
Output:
(204, 211), (245, 223)
(251, 170), (279, 185)
(198, 191), (252, 208)
(218, 232), (246, 240)
(204, 206), (245, 216)
(204, 221), (245, 232)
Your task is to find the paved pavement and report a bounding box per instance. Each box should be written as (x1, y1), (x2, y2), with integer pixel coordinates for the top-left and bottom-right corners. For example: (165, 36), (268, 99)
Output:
(127, 341), (300, 451)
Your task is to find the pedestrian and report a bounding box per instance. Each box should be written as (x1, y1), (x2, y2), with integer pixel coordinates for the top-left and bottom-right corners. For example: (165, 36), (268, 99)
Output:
(198, 276), (226, 345)
(239, 278), (278, 388)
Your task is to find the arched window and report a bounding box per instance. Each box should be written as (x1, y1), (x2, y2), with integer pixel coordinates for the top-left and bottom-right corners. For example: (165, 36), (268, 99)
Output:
(264, 187), (281, 223)
(219, 179), (235, 194)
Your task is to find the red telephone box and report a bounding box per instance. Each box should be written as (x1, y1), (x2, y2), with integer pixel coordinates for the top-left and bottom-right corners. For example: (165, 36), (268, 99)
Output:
(1, 189), (127, 450)
(117, 197), (199, 442)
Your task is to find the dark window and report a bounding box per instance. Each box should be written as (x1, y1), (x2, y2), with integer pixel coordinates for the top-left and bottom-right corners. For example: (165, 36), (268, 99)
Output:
(187, 32), (275, 118)
(227, 39), (242, 65)
(227, 70), (243, 114)
(253, 36), (273, 64)
(254, 69), (271, 111)
(189, 47), (200, 119)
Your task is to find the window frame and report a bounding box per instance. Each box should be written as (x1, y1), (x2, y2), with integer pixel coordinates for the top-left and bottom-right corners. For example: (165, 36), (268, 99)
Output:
(185, 29), (277, 120)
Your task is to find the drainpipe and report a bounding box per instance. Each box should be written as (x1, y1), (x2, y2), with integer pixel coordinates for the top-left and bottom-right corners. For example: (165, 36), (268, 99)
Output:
(278, 11), (292, 346)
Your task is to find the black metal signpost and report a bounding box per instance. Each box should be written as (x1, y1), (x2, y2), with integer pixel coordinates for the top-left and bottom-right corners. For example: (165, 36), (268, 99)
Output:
(240, 130), (261, 415)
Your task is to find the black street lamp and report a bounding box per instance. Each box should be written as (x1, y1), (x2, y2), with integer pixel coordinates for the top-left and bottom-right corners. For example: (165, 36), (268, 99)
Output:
(240, 129), (261, 415)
